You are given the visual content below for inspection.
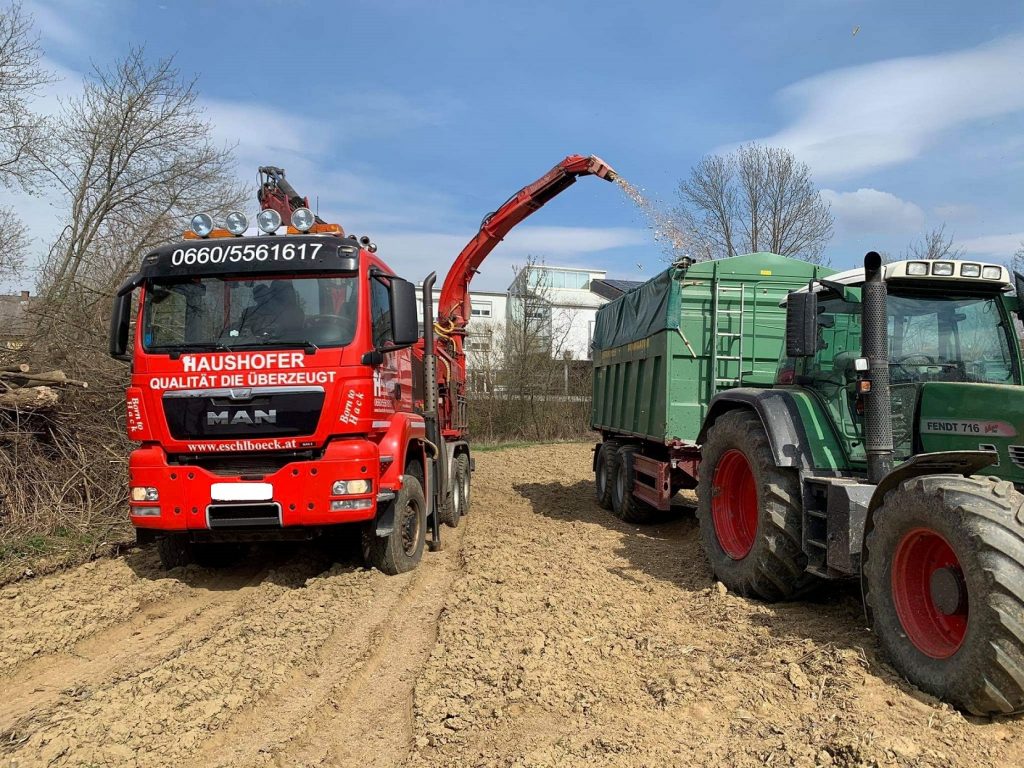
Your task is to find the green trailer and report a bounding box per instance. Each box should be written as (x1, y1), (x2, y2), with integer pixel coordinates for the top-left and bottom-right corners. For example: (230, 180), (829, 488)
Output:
(590, 251), (1024, 717)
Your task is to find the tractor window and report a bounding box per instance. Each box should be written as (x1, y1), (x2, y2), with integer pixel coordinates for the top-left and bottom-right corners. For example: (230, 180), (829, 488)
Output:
(888, 292), (1016, 384)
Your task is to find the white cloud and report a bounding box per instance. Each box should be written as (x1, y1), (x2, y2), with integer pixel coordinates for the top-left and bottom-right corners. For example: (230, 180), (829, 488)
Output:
(954, 232), (1024, 257)
(821, 188), (925, 234)
(753, 35), (1024, 179)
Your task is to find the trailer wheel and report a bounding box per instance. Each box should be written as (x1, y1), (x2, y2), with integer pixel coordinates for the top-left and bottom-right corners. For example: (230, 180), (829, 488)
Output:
(363, 473), (427, 575)
(456, 454), (471, 516)
(864, 474), (1024, 715)
(611, 445), (658, 524)
(155, 534), (193, 570)
(595, 440), (621, 510)
(696, 410), (809, 600)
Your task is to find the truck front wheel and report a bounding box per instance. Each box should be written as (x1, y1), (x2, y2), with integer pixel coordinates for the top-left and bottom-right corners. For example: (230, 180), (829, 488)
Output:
(696, 410), (809, 600)
(156, 534), (193, 570)
(363, 474), (427, 575)
(864, 474), (1024, 715)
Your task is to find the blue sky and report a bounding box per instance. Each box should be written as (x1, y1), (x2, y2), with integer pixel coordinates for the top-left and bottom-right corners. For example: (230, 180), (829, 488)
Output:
(8, 0), (1024, 290)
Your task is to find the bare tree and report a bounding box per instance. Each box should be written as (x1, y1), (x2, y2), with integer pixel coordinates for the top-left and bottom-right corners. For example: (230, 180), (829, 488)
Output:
(674, 144), (834, 264)
(33, 48), (244, 336)
(1010, 241), (1024, 276)
(0, 2), (50, 187)
(904, 224), (964, 260)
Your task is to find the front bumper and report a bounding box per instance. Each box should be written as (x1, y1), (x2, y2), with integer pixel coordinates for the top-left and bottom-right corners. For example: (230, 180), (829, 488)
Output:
(127, 440), (381, 531)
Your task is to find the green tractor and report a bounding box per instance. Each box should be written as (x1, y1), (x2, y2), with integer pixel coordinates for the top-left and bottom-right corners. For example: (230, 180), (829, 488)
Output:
(591, 251), (1024, 715)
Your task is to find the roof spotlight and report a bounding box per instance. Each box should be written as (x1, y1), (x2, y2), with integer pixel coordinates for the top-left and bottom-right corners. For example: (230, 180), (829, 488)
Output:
(256, 208), (282, 234)
(291, 207), (315, 232)
(224, 211), (248, 236)
(190, 213), (214, 237)
(367, 242), (378, 253)
(359, 235), (371, 247)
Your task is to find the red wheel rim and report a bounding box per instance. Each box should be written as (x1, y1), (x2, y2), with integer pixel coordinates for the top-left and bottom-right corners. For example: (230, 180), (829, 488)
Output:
(711, 449), (758, 559)
(891, 528), (968, 659)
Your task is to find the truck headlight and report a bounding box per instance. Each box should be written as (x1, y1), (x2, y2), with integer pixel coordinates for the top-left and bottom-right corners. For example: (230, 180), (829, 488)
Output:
(332, 479), (372, 496)
(906, 261), (929, 276)
(931, 261), (954, 276)
(330, 499), (374, 511)
(225, 211), (248, 236)
(190, 213), (214, 237)
(960, 263), (981, 277)
(131, 486), (159, 502)
(256, 208), (282, 234)
(291, 207), (315, 232)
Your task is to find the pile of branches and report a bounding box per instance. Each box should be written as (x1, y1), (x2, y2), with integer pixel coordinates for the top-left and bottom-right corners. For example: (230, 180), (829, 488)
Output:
(0, 347), (133, 574)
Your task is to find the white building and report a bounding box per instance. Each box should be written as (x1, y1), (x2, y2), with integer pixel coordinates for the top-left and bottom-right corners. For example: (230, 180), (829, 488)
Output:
(415, 267), (642, 367)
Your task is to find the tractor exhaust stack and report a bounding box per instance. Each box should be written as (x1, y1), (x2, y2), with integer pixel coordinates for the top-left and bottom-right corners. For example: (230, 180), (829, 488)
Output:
(862, 251), (894, 484)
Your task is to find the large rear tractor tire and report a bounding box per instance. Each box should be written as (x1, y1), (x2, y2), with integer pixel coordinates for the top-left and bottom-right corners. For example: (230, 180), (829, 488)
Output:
(696, 410), (810, 600)
(611, 445), (658, 524)
(864, 474), (1024, 716)
(594, 439), (621, 510)
(362, 473), (427, 575)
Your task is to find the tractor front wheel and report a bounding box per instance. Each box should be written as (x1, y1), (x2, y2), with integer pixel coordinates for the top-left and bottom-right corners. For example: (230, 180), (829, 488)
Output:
(864, 474), (1024, 715)
(696, 410), (810, 600)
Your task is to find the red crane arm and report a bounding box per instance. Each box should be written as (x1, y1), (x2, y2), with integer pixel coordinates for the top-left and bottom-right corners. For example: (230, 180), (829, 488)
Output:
(437, 154), (617, 330)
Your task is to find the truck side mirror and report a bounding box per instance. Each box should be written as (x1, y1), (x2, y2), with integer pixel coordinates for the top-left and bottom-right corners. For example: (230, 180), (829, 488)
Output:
(109, 292), (133, 360)
(785, 291), (818, 357)
(389, 277), (419, 346)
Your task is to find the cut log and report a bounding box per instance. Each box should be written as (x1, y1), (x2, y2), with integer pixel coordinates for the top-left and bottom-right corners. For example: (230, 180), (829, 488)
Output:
(0, 386), (59, 410)
(0, 370), (88, 389)
(0, 364), (30, 373)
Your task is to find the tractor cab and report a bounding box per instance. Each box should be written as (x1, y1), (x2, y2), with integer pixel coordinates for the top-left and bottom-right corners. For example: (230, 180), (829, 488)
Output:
(780, 259), (1021, 473)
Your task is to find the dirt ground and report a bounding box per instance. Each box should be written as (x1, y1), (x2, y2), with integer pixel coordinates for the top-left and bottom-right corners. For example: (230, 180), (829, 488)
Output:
(1, 443), (1023, 768)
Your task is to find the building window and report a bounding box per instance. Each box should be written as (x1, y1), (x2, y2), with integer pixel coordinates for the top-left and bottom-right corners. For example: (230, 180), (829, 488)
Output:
(470, 301), (492, 318)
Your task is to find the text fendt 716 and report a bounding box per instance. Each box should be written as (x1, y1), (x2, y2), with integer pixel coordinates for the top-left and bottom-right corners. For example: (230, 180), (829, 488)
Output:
(110, 156), (616, 573)
(592, 250), (1024, 716)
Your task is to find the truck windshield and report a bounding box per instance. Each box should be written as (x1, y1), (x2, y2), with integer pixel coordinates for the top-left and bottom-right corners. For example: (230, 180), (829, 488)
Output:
(142, 275), (357, 351)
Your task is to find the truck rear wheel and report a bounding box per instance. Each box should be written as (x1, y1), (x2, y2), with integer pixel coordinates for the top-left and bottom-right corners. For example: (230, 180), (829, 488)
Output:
(595, 439), (621, 510)
(611, 445), (658, 524)
(456, 453), (471, 517)
(864, 474), (1024, 715)
(696, 410), (809, 600)
(363, 474), (427, 575)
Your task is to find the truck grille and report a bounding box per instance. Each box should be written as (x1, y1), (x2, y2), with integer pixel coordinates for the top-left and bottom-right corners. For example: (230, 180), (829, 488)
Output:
(1007, 445), (1024, 470)
(207, 502), (282, 528)
(163, 386), (324, 440)
(174, 451), (317, 477)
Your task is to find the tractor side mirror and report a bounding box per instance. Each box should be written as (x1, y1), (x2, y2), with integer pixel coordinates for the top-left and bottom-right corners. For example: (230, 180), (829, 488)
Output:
(785, 291), (819, 358)
(388, 277), (419, 346)
(1014, 272), (1024, 325)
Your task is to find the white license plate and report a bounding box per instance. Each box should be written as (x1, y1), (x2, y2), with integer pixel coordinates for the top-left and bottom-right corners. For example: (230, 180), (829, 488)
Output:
(210, 482), (273, 502)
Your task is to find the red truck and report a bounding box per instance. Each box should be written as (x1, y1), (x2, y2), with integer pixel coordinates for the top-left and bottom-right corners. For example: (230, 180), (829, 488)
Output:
(109, 156), (616, 572)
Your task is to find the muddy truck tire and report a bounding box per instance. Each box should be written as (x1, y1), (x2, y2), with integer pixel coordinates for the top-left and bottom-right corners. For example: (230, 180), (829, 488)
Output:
(363, 473), (427, 575)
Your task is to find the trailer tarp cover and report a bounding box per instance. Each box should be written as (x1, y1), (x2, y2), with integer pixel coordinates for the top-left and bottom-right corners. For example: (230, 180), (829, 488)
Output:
(592, 267), (680, 351)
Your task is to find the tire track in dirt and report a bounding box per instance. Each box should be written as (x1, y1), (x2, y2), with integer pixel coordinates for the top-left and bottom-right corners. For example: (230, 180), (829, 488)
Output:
(0, 563), (271, 737)
(196, 522), (465, 768)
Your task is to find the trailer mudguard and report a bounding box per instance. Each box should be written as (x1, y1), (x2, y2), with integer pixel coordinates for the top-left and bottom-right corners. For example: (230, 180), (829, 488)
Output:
(697, 388), (848, 472)
(858, 450), (999, 619)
